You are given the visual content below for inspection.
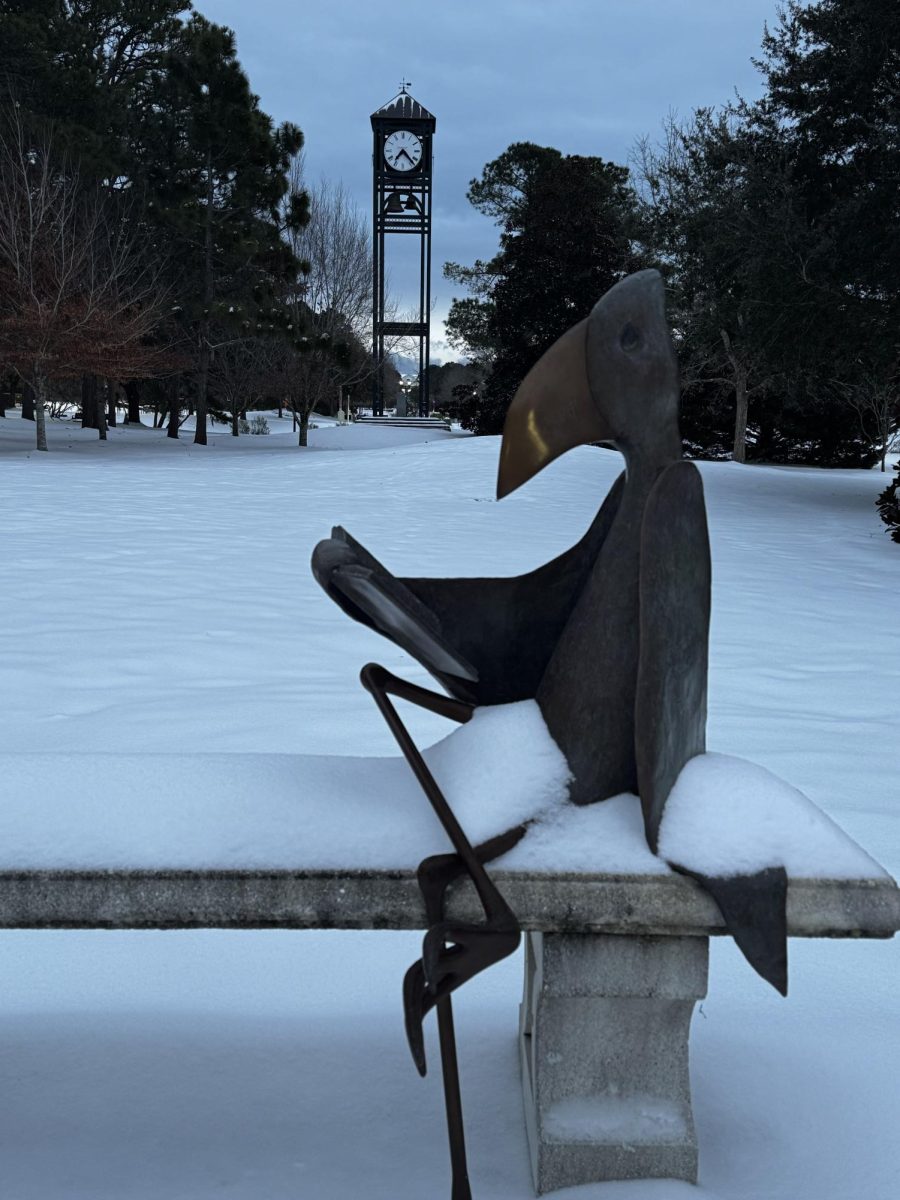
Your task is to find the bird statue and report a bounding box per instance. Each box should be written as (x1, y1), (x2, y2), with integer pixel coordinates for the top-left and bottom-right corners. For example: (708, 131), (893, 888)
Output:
(312, 269), (787, 1200)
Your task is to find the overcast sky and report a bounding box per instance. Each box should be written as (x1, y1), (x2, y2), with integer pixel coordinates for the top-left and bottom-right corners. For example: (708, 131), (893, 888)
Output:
(199, 0), (784, 361)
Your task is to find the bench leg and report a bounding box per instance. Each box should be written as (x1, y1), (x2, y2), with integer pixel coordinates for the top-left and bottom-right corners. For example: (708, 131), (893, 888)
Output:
(519, 931), (709, 1194)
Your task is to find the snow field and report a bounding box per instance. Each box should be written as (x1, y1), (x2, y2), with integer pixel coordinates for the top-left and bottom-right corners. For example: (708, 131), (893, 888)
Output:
(0, 413), (897, 1198)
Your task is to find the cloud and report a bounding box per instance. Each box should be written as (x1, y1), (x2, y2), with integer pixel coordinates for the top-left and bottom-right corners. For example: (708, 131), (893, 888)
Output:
(199, 0), (781, 356)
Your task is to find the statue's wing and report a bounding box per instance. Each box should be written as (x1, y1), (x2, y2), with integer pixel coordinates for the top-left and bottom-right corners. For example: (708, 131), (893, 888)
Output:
(634, 461), (711, 847)
(312, 471), (625, 705)
(635, 460), (787, 996)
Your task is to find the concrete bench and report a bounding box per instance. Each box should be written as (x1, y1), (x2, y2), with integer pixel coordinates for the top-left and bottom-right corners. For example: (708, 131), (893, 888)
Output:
(1, 749), (898, 1194)
(2, 862), (898, 1194)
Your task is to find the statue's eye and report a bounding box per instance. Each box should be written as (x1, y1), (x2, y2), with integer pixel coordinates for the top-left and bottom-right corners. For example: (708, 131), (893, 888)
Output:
(620, 323), (642, 352)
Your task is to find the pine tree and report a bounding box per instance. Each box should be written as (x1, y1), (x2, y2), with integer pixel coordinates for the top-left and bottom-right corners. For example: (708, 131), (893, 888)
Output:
(1, 4), (310, 445)
(635, 2), (899, 466)
(445, 143), (638, 434)
(0, 0), (187, 184)
(0, 2), (192, 437)
(876, 465), (900, 543)
(144, 14), (308, 444)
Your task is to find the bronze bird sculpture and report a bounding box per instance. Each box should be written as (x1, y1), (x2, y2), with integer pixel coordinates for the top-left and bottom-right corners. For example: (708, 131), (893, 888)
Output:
(312, 269), (787, 1199)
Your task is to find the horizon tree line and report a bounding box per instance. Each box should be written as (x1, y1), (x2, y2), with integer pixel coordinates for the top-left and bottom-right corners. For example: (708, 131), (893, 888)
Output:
(445, 0), (899, 476)
(0, 0), (391, 451)
(1, 0), (897, 498)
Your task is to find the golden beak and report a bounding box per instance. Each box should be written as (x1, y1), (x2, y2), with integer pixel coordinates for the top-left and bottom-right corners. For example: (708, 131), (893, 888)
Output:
(496, 318), (610, 499)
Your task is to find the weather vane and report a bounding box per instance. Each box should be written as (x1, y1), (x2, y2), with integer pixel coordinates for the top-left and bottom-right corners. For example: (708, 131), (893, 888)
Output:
(399, 77), (411, 94)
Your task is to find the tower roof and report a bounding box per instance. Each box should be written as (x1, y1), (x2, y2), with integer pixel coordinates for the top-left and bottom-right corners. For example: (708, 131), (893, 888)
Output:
(371, 89), (435, 125)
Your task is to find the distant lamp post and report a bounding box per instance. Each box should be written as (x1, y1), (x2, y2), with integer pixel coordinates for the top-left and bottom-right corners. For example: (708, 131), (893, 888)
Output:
(336, 384), (352, 424)
(397, 373), (417, 417)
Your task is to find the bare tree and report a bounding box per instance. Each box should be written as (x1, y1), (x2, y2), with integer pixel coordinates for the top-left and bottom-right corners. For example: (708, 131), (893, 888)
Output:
(835, 369), (900, 472)
(208, 331), (278, 436)
(633, 116), (787, 463)
(0, 107), (170, 450)
(283, 174), (368, 442)
(283, 168), (404, 444)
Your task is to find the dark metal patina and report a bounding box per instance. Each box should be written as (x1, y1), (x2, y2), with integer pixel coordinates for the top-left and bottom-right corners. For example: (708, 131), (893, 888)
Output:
(312, 269), (789, 1197)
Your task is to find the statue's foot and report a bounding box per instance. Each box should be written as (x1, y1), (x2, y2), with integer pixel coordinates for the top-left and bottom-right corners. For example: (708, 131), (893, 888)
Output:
(403, 917), (521, 1076)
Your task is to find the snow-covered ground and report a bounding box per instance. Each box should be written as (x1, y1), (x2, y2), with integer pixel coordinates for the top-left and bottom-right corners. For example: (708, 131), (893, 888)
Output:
(1, 411), (898, 1199)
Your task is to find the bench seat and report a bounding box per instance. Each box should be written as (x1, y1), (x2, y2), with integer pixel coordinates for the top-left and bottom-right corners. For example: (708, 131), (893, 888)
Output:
(1, 864), (897, 936)
(1, 750), (897, 1194)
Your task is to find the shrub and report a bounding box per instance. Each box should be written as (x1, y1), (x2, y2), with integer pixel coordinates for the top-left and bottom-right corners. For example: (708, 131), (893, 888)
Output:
(249, 415), (269, 435)
(876, 465), (900, 544)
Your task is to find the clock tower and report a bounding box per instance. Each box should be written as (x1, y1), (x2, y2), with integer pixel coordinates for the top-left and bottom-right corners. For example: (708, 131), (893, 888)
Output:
(371, 84), (436, 416)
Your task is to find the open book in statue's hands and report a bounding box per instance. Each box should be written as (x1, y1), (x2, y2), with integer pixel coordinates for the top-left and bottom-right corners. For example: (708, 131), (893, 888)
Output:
(311, 526), (479, 686)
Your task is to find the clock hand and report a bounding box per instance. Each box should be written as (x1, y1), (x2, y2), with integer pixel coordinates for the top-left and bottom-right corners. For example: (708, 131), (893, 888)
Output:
(395, 148), (415, 166)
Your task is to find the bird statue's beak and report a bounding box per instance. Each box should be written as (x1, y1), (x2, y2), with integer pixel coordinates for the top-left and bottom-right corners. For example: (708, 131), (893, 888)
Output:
(496, 317), (611, 499)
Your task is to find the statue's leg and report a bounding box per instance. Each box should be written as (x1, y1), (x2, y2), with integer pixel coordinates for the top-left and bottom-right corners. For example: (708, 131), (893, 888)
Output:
(415, 851), (473, 1200)
(408, 830), (528, 1200)
(360, 665), (523, 1026)
(360, 663), (525, 1200)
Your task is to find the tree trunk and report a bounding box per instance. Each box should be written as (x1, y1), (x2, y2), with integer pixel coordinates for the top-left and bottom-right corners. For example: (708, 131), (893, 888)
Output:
(97, 381), (108, 441)
(195, 331), (210, 445)
(720, 328), (750, 465)
(124, 381), (141, 425)
(298, 407), (310, 447)
(167, 377), (180, 439)
(232, 409), (239, 437)
(107, 379), (117, 428)
(32, 370), (49, 451)
(22, 382), (35, 421)
(194, 148), (215, 447)
(278, 399), (283, 419)
(732, 368), (749, 464)
(81, 375), (98, 429)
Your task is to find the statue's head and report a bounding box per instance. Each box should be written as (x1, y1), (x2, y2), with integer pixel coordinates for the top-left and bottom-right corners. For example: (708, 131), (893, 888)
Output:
(497, 269), (682, 499)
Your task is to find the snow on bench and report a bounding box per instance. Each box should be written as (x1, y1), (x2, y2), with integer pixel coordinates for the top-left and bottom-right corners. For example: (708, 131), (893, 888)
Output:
(1, 703), (898, 1194)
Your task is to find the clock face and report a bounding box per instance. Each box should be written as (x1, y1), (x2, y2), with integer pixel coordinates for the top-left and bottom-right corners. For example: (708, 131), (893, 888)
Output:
(384, 129), (423, 172)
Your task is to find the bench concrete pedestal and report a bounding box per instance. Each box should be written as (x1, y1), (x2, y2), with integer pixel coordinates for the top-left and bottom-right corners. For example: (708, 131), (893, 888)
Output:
(519, 930), (708, 1194)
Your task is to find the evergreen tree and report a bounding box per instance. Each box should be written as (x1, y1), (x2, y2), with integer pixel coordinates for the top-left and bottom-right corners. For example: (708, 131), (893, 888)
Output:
(0, 0), (189, 184)
(445, 143), (638, 434)
(752, 0), (900, 464)
(0, 3), (310, 444)
(757, 0), (900, 318)
(636, 1), (899, 467)
(635, 110), (815, 463)
(876, 465), (900, 543)
(144, 14), (308, 444)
